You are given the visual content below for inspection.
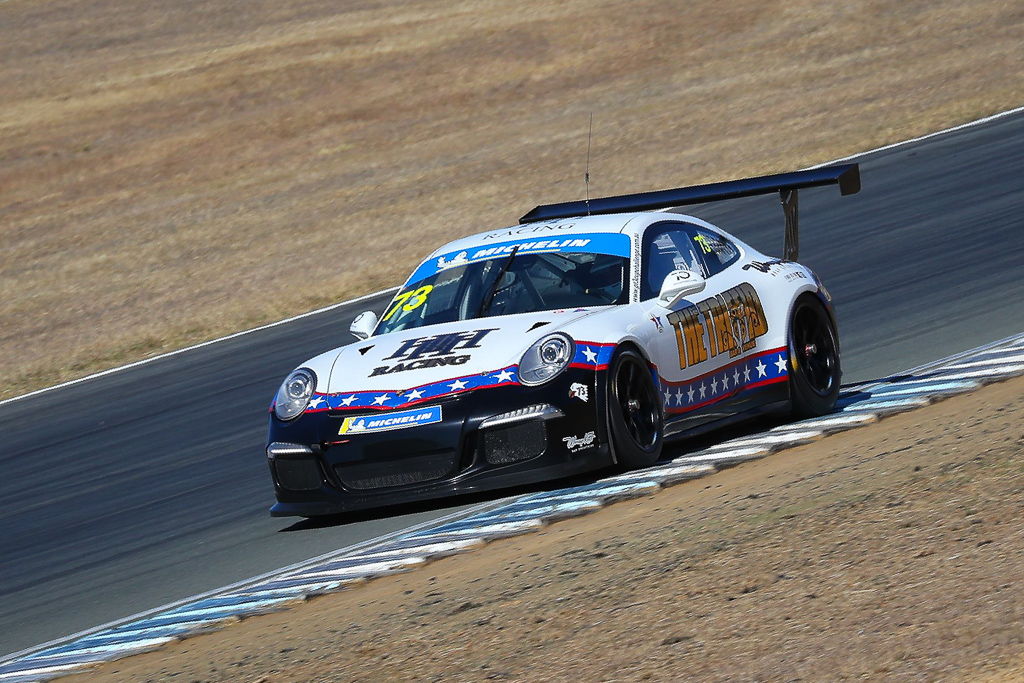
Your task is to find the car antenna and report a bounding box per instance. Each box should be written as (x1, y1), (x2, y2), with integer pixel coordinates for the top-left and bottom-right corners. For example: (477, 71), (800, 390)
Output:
(584, 112), (593, 215)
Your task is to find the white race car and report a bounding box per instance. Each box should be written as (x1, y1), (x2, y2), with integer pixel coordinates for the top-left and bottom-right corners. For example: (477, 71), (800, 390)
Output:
(267, 164), (860, 516)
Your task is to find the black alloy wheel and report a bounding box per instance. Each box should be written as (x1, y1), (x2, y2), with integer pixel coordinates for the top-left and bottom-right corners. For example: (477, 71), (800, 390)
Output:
(607, 348), (663, 468)
(788, 294), (841, 417)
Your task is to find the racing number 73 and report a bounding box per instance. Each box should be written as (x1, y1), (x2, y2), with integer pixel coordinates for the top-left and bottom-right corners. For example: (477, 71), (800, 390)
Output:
(383, 285), (433, 321)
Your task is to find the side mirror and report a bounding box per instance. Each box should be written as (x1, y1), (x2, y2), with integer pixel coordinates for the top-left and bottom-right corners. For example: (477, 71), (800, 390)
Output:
(349, 311), (378, 340)
(658, 269), (706, 308)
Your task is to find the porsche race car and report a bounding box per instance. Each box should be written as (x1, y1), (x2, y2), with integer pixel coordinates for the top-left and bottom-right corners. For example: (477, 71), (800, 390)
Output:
(267, 164), (860, 517)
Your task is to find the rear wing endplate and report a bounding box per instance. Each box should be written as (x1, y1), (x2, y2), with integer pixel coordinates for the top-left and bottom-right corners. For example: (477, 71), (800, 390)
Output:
(519, 163), (860, 261)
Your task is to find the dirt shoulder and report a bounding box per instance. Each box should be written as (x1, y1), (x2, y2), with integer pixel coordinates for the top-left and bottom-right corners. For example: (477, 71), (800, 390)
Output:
(72, 375), (1024, 681)
(2, 0), (1023, 398)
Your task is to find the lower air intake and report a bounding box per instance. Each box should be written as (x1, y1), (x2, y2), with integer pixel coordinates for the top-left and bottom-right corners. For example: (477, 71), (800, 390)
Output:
(334, 449), (458, 490)
(273, 457), (323, 491)
(480, 420), (546, 465)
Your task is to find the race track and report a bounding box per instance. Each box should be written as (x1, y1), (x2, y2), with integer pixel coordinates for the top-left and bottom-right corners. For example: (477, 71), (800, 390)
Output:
(2, 110), (1023, 656)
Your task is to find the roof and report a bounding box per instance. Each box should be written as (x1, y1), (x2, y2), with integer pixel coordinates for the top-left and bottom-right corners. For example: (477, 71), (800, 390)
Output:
(428, 211), (690, 259)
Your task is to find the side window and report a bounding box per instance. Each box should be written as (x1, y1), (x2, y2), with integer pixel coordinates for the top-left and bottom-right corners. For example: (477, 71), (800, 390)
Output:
(690, 227), (739, 277)
(641, 223), (703, 300)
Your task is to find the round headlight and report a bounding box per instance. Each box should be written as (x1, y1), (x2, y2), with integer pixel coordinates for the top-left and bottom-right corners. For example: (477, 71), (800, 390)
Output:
(274, 368), (317, 420)
(519, 333), (574, 386)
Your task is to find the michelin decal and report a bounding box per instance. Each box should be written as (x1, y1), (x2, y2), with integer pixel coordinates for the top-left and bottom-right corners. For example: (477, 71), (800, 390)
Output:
(338, 405), (443, 435)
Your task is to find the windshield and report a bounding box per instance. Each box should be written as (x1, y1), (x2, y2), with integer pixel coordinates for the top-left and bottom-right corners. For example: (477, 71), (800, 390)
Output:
(376, 233), (631, 335)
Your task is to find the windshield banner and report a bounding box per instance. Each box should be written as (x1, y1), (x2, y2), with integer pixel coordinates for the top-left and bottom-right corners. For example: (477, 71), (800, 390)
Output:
(406, 232), (631, 284)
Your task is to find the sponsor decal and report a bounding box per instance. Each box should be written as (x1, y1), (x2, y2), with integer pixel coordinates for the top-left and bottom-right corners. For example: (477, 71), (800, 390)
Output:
(742, 259), (805, 279)
(665, 282), (769, 369)
(563, 431), (597, 453)
(371, 329), (496, 376)
(407, 233), (631, 284)
(630, 234), (642, 301)
(482, 223), (577, 239)
(338, 405), (443, 435)
(436, 251), (469, 270)
(569, 382), (589, 402)
(651, 315), (664, 333)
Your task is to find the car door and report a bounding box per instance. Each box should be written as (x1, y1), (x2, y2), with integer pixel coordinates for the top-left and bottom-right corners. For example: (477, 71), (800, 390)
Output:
(641, 221), (769, 430)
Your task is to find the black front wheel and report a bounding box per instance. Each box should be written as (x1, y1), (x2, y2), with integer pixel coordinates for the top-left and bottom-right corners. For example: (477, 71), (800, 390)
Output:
(607, 348), (663, 468)
(788, 294), (841, 417)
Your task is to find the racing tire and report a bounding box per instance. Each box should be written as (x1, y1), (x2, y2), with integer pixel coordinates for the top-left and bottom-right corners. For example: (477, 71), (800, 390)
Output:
(607, 347), (663, 468)
(787, 294), (841, 418)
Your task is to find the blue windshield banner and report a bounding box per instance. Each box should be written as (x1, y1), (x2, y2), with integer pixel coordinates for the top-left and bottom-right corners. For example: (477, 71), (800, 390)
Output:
(406, 232), (631, 284)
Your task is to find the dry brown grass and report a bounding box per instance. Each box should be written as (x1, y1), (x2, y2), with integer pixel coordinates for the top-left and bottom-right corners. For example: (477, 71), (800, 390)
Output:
(1, 0), (1022, 398)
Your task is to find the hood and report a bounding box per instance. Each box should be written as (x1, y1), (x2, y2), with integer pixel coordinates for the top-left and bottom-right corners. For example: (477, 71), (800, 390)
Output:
(323, 309), (600, 395)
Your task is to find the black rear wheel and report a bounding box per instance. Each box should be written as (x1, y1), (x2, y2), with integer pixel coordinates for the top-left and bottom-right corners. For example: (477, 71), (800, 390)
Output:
(607, 348), (663, 468)
(788, 294), (841, 417)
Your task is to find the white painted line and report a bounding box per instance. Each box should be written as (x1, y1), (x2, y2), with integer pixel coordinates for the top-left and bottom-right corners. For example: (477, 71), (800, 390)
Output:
(704, 430), (824, 451)
(232, 578), (353, 597)
(672, 447), (770, 465)
(286, 556), (428, 581)
(647, 463), (719, 486)
(838, 396), (932, 412)
(414, 518), (546, 539)
(521, 482), (667, 505)
(868, 380), (979, 397)
(770, 413), (878, 431)
(0, 286), (400, 408)
(0, 663), (92, 680)
(25, 636), (180, 663)
(142, 598), (294, 623)
(941, 355), (1024, 370)
(353, 539), (486, 561)
(467, 499), (604, 523)
(917, 364), (1024, 381)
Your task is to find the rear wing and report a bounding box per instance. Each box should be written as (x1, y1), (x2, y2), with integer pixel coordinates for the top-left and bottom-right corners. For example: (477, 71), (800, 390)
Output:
(519, 163), (860, 261)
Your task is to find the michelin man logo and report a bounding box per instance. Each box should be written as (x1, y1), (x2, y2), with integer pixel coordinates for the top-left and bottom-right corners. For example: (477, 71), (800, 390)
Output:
(569, 382), (589, 402)
(436, 251), (469, 270)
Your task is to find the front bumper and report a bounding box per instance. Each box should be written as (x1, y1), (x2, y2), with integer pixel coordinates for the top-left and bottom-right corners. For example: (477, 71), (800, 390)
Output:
(266, 368), (612, 516)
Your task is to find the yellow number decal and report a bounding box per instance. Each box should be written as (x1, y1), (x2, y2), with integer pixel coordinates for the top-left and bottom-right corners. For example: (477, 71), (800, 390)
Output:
(403, 285), (433, 312)
(693, 234), (713, 254)
(382, 291), (414, 321)
(382, 285), (433, 321)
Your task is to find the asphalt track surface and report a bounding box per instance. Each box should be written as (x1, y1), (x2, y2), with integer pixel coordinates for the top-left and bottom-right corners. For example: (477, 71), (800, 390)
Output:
(2, 110), (1023, 657)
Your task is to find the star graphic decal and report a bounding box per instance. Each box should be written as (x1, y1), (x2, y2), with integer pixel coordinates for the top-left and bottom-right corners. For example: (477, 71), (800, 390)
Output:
(755, 360), (767, 378)
(308, 396), (325, 410)
(372, 394), (391, 405)
(699, 383), (707, 399)
(340, 395), (358, 407)
(721, 373), (730, 390)
(582, 347), (599, 364)
(743, 365), (752, 382)
(710, 377), (719, 394)
(663, 389), (672, 406)
(687, 386), (696, 403)
(774, 355), (788, 374)
(674, 388), (684, 406)
(404, 388), (424, 402)
(449, 379), (468, 391)
(733, 367), (741, 386)
(493, 369), (515, 383)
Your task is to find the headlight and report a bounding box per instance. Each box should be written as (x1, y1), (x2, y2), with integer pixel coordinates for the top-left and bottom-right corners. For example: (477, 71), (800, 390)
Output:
(519, 333), (574, 386)
(274, 368), (317, 420)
